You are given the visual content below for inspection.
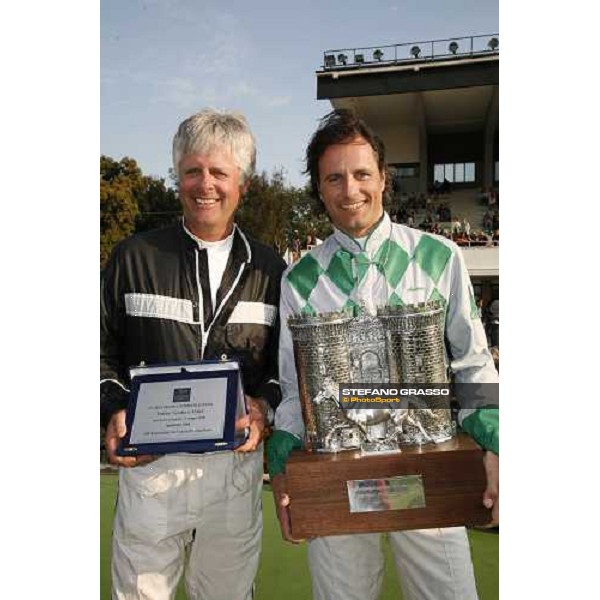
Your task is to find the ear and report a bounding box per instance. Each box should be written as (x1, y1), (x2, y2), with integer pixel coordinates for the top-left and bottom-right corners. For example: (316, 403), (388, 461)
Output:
(314, 182), (322, 203)
(240, 178), (250, 198)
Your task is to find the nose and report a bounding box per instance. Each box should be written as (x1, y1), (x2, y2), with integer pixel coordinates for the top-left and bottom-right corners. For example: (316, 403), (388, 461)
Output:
(197, 169), (216, 192)
(342, 175), (361, 198)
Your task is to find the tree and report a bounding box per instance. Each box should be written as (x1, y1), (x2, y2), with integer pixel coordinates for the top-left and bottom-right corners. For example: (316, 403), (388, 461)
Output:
(237, 171), (333, 254)
(100, 156), (182, 267)
(289, 185), (333, 243)
(100, 156), (143, 268)
(135, 177), (180, 234)
(236, 169), (296, 254)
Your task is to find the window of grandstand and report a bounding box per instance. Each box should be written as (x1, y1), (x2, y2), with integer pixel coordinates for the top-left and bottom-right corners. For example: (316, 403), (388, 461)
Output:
(395, 165), (418, 177)
(494, 160), (499, 182)
(434, 162), (475, 183)
(390, 164), (420, 180)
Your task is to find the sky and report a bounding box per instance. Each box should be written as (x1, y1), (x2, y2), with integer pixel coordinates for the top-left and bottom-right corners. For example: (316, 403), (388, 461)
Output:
(101, 0), (498, 188)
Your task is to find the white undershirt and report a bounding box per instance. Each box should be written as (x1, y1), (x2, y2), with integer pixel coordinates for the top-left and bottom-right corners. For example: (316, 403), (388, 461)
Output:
(354, 236), (367, 250)
(184, 223), (235, 310)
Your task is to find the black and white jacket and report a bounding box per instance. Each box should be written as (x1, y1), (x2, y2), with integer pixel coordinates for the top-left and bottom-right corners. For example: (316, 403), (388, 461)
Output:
(100, 221), (286, 428)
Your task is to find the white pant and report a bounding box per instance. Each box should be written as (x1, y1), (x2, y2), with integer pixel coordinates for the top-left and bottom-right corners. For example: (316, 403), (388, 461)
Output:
(308, 527), (478, 600)
(112, 450), (263, 600)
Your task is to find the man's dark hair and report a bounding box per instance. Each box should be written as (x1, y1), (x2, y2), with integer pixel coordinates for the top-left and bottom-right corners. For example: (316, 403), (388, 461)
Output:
(304, 109), (390, 210)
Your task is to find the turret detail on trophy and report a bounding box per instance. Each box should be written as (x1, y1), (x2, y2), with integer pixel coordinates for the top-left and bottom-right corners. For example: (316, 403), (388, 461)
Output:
(378, 301), (453, 445)
(288, 300), (454, 454)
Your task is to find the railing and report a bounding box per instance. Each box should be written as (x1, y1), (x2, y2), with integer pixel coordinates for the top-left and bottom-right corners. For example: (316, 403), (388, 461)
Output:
(321, 33), (499, 71)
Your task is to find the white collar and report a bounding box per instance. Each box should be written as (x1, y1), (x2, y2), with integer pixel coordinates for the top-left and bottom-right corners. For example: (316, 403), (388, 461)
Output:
(182, 220), (235, 250)
(332, 212), (391, 258)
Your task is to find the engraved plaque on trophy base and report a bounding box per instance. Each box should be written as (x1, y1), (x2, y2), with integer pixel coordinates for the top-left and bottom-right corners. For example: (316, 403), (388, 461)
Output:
(285, 434), (490, 538)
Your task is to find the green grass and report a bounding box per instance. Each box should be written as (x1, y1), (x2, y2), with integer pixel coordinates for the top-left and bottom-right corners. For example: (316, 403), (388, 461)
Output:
(101, 474), (498, 599)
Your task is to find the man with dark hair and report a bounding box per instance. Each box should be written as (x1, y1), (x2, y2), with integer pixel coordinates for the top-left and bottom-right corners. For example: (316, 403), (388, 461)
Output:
(101, 109), (286, 599)
(268, 109), (499, 600)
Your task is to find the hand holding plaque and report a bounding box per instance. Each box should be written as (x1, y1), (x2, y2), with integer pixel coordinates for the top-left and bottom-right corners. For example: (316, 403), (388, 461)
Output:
(235, 395), (270, 453)
(105, 409), (159, 468)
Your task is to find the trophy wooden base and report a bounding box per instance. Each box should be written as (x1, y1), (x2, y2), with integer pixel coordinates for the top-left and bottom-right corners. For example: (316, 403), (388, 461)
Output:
(285, 433), (490, 538)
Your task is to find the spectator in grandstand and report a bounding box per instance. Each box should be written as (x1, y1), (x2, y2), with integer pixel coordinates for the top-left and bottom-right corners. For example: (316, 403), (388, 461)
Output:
(492, 229), (499, 245)
(487, 299), (499, 347)
(483, 210), (493, 232)
(441, 177), (452, 194)
(463, 217), (471, 237)
(456, 231), (470, 246)
(490, 346), (499, 373)
(452, 216), (462, 235)
(476, 297), (485, 320)
(292, 230), (301, 261)
(439, 203), (451, 222)
(420, 212), (433, 230)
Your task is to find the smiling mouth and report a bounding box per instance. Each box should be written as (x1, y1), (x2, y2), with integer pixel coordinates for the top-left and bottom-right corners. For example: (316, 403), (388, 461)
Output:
(194, 198), (219, 206)
(340, 200), (367, 211)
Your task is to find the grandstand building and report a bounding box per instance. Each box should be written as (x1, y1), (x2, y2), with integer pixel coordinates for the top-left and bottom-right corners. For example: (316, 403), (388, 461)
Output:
(316, 34), (499, 306)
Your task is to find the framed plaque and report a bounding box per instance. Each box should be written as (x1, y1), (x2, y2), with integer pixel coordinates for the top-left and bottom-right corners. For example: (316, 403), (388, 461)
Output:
(117, 360), (247, 456)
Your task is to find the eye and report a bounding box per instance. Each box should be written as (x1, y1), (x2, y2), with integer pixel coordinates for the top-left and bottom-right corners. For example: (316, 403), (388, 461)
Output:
(182, 167), (201, 178)
(355, 171), (371, 180)
(324, 173), (341, 184)
(211, 169), (230, 180)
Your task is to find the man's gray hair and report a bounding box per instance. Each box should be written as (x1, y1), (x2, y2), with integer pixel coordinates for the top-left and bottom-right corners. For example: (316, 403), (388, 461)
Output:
(172, 109), (256, 184)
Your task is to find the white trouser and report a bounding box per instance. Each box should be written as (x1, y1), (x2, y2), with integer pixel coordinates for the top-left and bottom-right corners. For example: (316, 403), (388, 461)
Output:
(112, 449), (263, 600)
(308, 527), (478, 600)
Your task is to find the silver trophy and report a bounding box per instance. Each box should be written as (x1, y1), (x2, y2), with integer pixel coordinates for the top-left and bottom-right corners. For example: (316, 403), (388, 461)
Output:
(287, 310), (359, 452)
(378, 303), (453, 446)
(288, 301), (453, 454)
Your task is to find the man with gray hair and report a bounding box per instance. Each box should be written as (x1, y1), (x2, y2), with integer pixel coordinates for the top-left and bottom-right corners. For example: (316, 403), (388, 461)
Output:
(101, 109), (286, 599)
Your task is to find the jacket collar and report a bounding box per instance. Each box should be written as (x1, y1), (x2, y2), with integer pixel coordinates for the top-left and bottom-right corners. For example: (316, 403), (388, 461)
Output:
(179, 220), (251, 265)
(332, 212), (391, 258)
